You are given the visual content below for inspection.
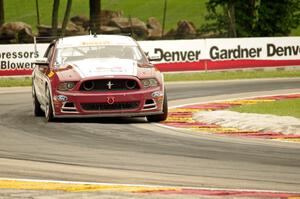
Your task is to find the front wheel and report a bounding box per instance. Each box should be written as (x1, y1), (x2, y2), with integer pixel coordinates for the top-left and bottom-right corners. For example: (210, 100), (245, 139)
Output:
(147, 91), (168, 122)
(45, 87), (54, 122)
(32, 87), (44, 117)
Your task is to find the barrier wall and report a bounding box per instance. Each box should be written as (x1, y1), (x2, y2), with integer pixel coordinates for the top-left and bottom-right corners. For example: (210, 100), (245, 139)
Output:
(141, 37), (300, 72)
(1, 37), (300, 76)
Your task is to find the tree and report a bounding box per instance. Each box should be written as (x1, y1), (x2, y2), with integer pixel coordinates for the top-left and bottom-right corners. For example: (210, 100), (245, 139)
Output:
(89, 0), (101, 34)
(0, 0), (4, 26)
(35, 0), (40, 26)
(201, 0), (300, 37)
(61, 0), (73, 36)
(255, 0), (300, 36)
(51, 0), (60, 36)
(234, 0), (259, 36)
(227, 0), (237, 37)
(201, 0), (236, 37)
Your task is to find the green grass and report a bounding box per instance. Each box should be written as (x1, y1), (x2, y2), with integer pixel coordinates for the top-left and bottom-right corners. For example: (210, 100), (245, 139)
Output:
(4, 0), (208, 33)
(0, 77), (32, 87)
(164, 70), (300, 81)
(229, 98), (300, 119)
(1, 70), (300, 87)
(3, 0), (300, 35)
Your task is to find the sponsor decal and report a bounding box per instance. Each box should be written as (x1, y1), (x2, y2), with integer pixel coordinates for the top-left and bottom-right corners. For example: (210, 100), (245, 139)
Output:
(0, 51), (38, 60)
(96, 66), (123, 73)
(73, 59), (137, 77)
(266, 44), (300, 57)
(152, 91), (163, 98)
(107, 97), (115, 105)
(1, 61), (35, 70)
(209, 45), (262, 60)
(147, 48), (201, 62)
(48, 71), (55, 78)
(0, 51), (39, 70)
(209, 44), (300, 60)
(0, 43), (48, 76)
(56, 95), (68, 102)
(81, 41), (111, 46)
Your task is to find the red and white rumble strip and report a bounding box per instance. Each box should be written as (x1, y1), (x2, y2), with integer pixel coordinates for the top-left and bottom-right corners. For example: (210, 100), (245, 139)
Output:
(0, 178), (300, 198)
(161, 93), (300, 143)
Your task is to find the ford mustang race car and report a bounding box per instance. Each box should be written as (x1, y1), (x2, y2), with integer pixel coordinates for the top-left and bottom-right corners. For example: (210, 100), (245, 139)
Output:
(32, 34), (168, 122)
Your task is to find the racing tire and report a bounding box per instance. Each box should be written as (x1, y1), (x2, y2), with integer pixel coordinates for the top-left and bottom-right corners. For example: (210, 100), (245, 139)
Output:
(45, 87), (54, 122)
(146, 91), (168, 122)
(32, 87), (44, 117)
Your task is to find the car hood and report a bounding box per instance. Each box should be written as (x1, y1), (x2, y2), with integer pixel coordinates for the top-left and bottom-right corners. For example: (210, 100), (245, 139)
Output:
(55, 58), (156, 82)
(70, 58), (138, 78)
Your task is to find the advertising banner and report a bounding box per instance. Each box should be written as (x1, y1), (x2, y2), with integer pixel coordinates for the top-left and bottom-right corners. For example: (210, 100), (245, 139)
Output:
(1, 37), (300, 76)
(206, 37), (300, 60)
(140, 37), (300, 72)
(0, 43), (48, 76)
(203, 37), (300, 71)
(139, 39), (206, 72)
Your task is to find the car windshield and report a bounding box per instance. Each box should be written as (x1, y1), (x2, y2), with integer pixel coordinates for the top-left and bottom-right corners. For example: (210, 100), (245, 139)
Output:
(55, 45), (146, 65)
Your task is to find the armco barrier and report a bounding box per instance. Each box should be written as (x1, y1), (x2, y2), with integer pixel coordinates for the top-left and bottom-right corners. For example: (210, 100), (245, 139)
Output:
(1, 37), (300, 76)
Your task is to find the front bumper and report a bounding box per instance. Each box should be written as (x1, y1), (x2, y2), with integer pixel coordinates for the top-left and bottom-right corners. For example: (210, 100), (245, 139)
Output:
(52, 87), (164, 118)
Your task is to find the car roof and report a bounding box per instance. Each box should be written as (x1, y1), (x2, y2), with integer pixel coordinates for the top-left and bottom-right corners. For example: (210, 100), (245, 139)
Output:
(56, 34), (138, 48)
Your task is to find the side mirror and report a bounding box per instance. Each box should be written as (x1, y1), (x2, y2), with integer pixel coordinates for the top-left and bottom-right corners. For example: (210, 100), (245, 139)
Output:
(34, 57), (49, 66)
(34, 58), (49, 73)
(148, 55), (161, 62)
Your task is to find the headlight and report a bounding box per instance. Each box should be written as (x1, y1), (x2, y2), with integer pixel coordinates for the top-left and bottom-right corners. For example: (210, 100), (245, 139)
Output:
(141, 78), (159, 88)
(58, 82), (76, 91)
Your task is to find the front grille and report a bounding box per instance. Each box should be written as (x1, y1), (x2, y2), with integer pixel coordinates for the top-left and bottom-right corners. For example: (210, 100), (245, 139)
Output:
(80, 79), (140, 91)
(81, 101), (140, 111)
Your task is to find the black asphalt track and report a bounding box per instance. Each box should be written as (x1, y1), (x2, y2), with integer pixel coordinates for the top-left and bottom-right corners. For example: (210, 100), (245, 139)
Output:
(0, 78), (300, 192)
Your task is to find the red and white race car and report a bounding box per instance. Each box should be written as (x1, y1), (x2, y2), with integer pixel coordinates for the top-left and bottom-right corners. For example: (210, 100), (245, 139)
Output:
(32, 34), (168, 122)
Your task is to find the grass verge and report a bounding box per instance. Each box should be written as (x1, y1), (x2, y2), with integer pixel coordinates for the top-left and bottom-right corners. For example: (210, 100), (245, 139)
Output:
(164, 70), (300, 81)
(0, 77), (32, 87)
(0, 69), (300, 87)
(229, 98), (300, 119)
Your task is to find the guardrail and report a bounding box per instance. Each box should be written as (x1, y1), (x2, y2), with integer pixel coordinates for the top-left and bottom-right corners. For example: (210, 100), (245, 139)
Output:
(1, 37), (300, 76)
